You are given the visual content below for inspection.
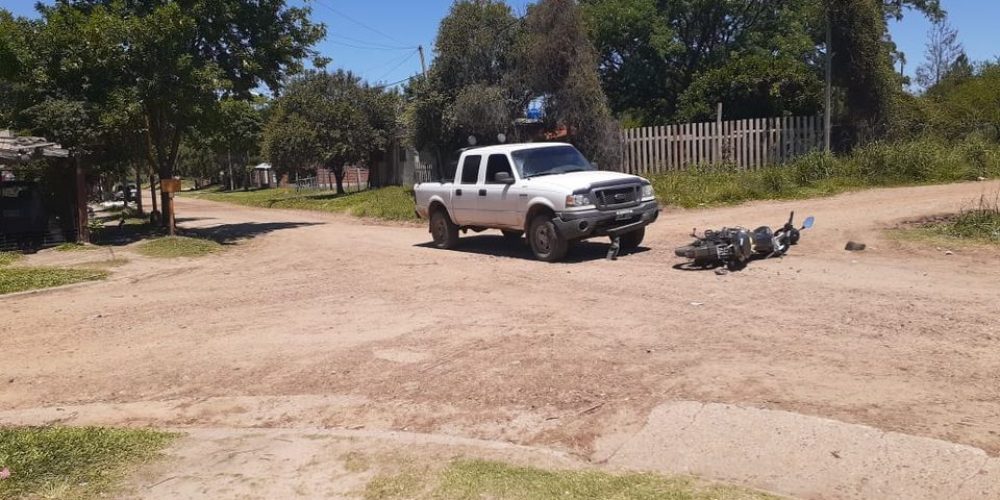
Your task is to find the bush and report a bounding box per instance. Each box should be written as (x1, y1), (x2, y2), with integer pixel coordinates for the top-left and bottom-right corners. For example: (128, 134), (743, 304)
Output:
(649, 138), (1000, 208)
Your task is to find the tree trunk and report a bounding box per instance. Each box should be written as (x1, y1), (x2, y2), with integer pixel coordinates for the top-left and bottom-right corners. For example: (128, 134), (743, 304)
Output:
(134, 164), (144, 214)
(149, 174), (158, 216)
(333, 165), (345, 195)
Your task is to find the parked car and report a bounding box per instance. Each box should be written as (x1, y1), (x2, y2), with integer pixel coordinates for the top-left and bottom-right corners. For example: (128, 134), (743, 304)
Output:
(113, 183), (139, 203)
(0, 181), (48, 251)
(413, 142), (660, 261)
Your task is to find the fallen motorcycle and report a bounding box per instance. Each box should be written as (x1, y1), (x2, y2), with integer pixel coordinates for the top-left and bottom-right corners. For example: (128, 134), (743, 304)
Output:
(674, 211), (814, 270)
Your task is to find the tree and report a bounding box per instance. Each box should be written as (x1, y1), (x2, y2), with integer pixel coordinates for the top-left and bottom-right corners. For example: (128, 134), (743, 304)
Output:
(263, 70), (397, 194)
(408, 0), (523, 166)
(29, 0), (324, 225)
(518, 0), (622, 168)
(579, 0), (945, 142)
(915, 19), (964, 90)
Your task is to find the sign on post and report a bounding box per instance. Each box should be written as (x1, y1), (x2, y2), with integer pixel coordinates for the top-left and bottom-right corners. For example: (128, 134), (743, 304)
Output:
(160, 179), (182, 193)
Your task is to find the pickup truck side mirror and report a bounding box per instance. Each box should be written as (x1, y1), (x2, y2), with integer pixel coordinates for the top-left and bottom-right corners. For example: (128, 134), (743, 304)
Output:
(494, 172), (515, 185)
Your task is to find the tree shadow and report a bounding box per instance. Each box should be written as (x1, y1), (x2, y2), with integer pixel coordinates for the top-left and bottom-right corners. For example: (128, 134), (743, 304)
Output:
(92, 221), (321, 246)
(414, 233), (649, 263)
(181, 221), (323, 245)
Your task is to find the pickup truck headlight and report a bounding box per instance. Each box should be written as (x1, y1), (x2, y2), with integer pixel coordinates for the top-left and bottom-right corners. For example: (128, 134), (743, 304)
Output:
(565, 194), (592, 207)
(641, 184), (655, 199)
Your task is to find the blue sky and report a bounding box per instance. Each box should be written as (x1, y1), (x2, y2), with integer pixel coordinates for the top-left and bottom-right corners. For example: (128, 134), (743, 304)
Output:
(5, 0), (998, 88)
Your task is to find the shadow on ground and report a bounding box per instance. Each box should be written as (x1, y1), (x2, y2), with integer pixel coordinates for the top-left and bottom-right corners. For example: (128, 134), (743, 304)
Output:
(415, 234), (649, 263)
(92, 221), (321, 246)
(183, 222), (323, 245)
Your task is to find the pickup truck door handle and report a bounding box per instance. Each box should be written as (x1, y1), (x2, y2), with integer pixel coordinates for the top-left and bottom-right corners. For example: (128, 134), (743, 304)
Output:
(478, 189), (487, 196)
(455, 189), (462, 196)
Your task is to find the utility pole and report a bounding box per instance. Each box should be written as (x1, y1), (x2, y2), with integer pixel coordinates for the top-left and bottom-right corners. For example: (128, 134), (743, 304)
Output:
(417, 45), (427, 77)
(824, 8), (833, 153)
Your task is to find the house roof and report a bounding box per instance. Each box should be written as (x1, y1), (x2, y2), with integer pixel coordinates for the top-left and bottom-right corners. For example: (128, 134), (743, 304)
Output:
(0, 130), (71, 162)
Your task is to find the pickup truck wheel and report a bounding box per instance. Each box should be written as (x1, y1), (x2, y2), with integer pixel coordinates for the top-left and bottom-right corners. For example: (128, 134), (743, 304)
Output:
(501, 230), (524, 240)
(430, 209), (459, 249)
(528, 215), (568, 262)
(618, 227), (645, 251)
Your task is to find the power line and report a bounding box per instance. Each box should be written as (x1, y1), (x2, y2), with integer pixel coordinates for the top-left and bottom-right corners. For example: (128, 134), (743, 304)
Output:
(310, 0), (407, 46)
(375, 49), (418, 82)
(361, 48), (416, 79)
(326, 32), (414, 50)
(327, 40), (415, 52)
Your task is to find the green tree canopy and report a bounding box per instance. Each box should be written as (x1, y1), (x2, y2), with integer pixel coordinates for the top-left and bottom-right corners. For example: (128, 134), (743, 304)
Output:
(263, 70), (399, 194)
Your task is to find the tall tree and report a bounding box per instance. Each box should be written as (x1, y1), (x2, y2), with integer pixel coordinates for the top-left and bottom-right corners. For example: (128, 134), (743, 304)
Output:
(915, 19), (964, 90)
(263, 70), (397, 194)
(408, 0), (523, 165)
(34, 0), (324, 225)
(518, 0), (622, 168)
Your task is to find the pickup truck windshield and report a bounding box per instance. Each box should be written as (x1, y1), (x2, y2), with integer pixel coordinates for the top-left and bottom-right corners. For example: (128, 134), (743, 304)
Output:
(511, 145), (595, 178)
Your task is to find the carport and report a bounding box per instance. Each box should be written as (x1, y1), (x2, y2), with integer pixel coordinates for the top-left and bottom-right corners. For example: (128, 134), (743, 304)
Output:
(0, 130), (87, 250)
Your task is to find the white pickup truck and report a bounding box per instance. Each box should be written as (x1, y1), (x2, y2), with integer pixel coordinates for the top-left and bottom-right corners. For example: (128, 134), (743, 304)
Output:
(414, 142), (660, 261)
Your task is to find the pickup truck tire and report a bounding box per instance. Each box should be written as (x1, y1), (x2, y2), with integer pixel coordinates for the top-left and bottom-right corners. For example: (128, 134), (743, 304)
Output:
(528, 215), (569, 262)
(430, 209), (459, 249)
(501, 230), (524, 240)
(619, 227), (645, 251)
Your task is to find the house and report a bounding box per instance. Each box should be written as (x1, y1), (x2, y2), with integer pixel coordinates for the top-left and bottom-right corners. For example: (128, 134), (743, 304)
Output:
(0, 130), (85, 251)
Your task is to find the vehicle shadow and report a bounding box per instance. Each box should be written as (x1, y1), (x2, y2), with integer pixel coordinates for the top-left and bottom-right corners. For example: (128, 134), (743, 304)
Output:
(414, 234), (649, 263)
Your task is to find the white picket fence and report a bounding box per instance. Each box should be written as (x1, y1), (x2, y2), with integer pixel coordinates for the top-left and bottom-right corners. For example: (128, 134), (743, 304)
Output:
(620, 114), (824, 174)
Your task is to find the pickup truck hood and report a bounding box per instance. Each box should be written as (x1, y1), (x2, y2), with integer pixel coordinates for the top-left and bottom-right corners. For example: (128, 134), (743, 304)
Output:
(524, 170), (644, 192)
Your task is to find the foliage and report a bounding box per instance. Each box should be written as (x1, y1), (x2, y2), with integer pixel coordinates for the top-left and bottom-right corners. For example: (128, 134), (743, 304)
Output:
(922, 63), (1000, 141)
(0, 0), (322, 223)
(579, 0), (943, 148)
(263, 70), (399, 194)
(0, 252), (21, 266)
(364, 458), (777, 500)
(0, 267), (108, 295)
(945, 196), (1000, 243)
(409, 0), (622, 170)
(407, 0), (523, 161)
(0, 427), (174, 499)
(135, 236), (222, 258)
(915, 19), (964, 90)
(187, 186), (419, 221)
(518, 0), (622, 169)
(648, 138), (1000, 208)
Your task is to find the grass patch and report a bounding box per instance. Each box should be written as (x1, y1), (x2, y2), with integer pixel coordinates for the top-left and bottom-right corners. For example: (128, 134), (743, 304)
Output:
(891, 195), (1000, 245)
(135, 236), (222, 258)
(194, 139), (999, 216)
(0, 252), (21, 266)
(0, 427), (175, 499)
(0, 267), (108, 295)
(650, 138), (1000, 208)
(363, 459), (776, 500)
(186, 186), (418, 221)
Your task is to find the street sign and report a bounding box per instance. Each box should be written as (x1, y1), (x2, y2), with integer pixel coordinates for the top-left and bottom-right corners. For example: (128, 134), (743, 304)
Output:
(161, 179), (182, 193)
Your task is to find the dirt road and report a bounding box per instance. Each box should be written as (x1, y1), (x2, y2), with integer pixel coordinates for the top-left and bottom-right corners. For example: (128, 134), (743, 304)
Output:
(2, 181), (998, 498)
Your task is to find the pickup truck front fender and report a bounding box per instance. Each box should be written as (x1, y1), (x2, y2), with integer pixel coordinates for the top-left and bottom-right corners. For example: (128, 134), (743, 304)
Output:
(523, 198), (558, 230)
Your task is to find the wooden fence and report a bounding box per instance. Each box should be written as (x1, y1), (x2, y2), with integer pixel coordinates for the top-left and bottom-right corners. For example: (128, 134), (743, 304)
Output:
(620, 115), (824, 174)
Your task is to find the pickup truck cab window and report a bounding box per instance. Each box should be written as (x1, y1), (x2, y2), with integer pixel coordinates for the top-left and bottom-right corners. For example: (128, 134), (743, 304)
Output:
(485, 154), (515, 184)
(511, 145), (595, 179)
(460, 155), (482, 184)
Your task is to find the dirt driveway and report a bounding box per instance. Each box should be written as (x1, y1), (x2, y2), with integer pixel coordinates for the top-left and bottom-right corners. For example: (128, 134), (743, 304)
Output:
(1, 181), (998, 498)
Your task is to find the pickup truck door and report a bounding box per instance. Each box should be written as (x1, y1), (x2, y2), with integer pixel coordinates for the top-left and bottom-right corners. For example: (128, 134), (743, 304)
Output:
(451, 154), (483, 225)
(479, 154), (521, 227)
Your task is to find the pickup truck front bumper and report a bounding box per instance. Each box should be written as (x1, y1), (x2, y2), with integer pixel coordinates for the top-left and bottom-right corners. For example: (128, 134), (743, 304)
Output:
(553, 200), (660, 240)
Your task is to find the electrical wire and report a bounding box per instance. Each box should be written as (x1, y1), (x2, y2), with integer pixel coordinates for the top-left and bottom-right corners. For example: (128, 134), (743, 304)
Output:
(326, 32), (414, 50)
(310, 0), (407, 46)
(374, 49), (418, 82)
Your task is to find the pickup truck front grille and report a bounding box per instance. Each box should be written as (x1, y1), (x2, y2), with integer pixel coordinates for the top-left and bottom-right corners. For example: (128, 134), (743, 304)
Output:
(594, 185), (640, 209)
